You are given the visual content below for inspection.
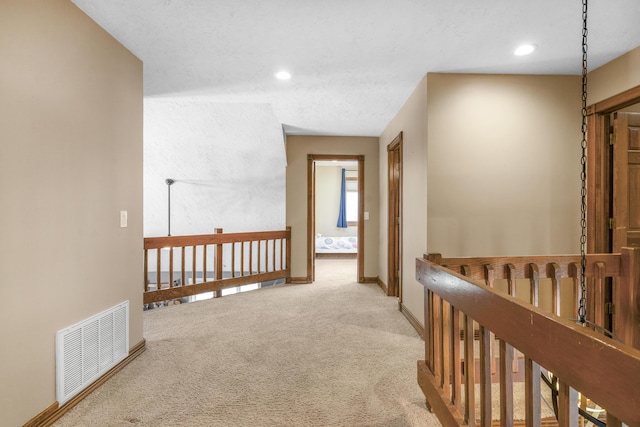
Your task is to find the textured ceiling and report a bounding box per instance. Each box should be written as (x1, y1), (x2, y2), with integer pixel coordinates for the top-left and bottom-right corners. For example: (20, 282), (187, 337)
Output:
(71, 0), (640, 136)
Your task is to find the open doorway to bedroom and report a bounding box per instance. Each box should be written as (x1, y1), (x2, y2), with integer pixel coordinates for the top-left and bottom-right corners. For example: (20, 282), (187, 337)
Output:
(307, 155), (364, 283)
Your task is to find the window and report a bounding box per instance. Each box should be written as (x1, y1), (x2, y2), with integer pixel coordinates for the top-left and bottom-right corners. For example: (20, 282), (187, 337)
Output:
(345, 173), (358, 225)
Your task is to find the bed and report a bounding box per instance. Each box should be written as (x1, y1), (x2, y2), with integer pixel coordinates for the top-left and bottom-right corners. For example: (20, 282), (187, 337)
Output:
(315, 235), (357, 256)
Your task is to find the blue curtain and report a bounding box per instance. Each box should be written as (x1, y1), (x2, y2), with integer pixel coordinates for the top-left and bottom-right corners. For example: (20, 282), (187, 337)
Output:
(337, 168), (348, 228)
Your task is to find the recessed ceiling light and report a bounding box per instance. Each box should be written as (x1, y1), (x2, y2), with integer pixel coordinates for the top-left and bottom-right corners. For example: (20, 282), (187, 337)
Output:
(275, 71), (291, 80)
(514, 44), (537, 56)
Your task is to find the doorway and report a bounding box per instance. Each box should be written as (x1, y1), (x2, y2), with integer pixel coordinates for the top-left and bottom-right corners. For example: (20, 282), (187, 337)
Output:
(588, 88), (640, 253)
(587, 85), (640, 331)
(387, 133), (402, 298)
(307, 155), (365, 283)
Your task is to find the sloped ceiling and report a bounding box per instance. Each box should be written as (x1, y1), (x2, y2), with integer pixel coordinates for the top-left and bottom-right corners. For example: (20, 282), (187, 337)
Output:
(72, 0), (640, 136)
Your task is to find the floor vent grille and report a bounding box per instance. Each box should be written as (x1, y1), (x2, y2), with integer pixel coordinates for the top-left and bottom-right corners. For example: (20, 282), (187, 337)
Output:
(56, 301), (129, 404)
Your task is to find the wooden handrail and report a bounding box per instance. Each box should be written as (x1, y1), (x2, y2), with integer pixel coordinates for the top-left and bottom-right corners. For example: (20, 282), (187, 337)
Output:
(416, 251), (640, 427)
(143, 227), (291, 305)
(427, 253), (621, 279)
(144, 229), (290, 249)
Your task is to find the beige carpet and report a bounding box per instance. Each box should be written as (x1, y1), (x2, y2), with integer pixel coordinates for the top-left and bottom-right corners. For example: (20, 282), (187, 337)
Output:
(53, 259), (441, 427)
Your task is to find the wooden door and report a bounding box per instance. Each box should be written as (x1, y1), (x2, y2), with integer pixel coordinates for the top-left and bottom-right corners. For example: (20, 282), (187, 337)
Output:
(387, 134), (402, 297)
(612, 112), (640, 252)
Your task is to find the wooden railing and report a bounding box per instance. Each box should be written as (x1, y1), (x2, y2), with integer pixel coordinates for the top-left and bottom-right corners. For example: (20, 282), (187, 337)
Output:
(415, 248), (640, 427)
(144, 227), (291, 305)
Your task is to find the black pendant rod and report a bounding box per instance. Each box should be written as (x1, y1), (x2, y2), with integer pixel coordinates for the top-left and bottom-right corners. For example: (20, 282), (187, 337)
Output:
(166, 179), (175, 236)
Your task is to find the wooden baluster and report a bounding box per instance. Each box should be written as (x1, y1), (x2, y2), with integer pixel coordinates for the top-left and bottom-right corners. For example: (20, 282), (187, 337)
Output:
(484, 265), (498, 376)
(280, 237), (284, 271)
(608, 250), (637, 427)
(433, 294), (442, 385)
(156, 248), (161, 291)
(464, 313), (476, 427)
(272, 238), (276, 272)
(479, 324), (491, 427)
(231, 242), (235, 278)
(192, 245), (197, 287)
(249, 240), (254, 275)
(594, 262), (606, 329)
(257, 240), (261, 274)
(526, 263), (541, 427)
(144, 249), (149, 292)
(265, 239), (269, 272)
(459, 263), (478, 424)
(617, 247), (640, 348)
(241, 241), (245, 277)
(579, 394), (588, 427)
(181, 246), (185, 289)
(499, 339), (514, 426)
(203, 244), (207, 282)
(557, 380), (578, 427)
(214, 228), (223, 297)
(285, 226), (292, 275)
(606, 415), (622, 427)
(506, 264), (519, 373)
(442, 299), (451, 398)
(427, 289), (434, 374)
(169, 247), (174, 288)
(549, 263), (562, 317)
(529, 263), (539, 307)
(525, 356), (541, 427)
(569, 262), (580, 320)
(451, 306), (462, 415)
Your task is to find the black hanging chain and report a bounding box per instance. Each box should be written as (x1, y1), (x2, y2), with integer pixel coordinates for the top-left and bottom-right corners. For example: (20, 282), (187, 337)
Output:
(578, 0), (588, 324)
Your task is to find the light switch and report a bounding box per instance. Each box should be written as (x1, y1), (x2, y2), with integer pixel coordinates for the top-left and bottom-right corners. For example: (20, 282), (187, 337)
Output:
(364, 211), (370, 220)
(120, 211), (128, 228)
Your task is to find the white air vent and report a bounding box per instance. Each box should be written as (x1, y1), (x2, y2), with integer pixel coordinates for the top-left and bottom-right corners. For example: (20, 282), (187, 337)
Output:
(56, 301), (129, 405)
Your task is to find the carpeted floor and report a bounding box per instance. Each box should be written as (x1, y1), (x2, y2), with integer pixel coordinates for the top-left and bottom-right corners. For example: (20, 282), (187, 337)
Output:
(53, 259), (441, 426)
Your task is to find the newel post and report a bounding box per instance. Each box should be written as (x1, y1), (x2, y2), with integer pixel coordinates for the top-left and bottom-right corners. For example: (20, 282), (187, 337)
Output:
(617, 247), (640, 349)
(214, 228), (223, 297)
(285, 226), (292, 283)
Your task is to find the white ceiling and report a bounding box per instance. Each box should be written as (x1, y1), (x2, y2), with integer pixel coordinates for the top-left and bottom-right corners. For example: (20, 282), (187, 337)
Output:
(71, 0), (640, 137)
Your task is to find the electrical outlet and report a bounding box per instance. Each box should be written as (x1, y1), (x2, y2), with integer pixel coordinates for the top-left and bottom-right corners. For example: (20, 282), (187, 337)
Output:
(120, 211), (128, 228)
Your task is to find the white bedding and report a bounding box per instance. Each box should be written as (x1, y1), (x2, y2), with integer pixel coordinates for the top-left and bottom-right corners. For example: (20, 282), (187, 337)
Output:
(315, 236), (357, 253)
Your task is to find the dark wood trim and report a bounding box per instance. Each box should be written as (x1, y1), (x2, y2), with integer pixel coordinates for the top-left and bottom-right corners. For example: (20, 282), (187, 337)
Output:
(307, 156), (315, 281)
(587, 112), (612, 254)
(308, 154), (363, 161)
(587, 84), (640, 255)
(27, 339), (146, 427)
(315, 253), (357, 259)
(144, 229), (290, 249)
(400, 302), (424, 338)
(22, 402), (58, 427)
(361, 276), (378, 283)
(591, 83), (640, 114)
(144, 270), (289, 304)
(376, 276), (388, 294)
(387, 132), (402, 298)
(307, 154), (365, 284)
(357, 155), (365, 283)
(289, 276), (311, 284)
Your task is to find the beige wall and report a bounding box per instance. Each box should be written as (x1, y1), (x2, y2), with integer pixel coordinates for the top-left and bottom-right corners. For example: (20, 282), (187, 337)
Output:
(426, 73), (581, 257)
(286, 136), (379, 280)
(379, 73), (581, 328)
(379, 75), (428, 323)
(0, 1), (143, 425)
(589, 46), (640, 105)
